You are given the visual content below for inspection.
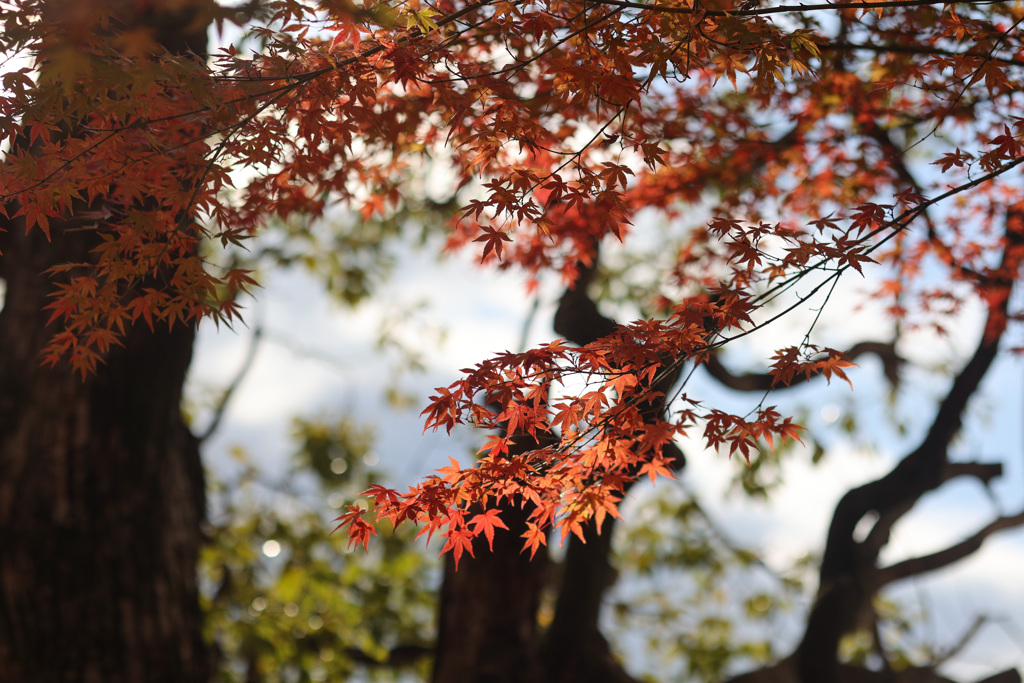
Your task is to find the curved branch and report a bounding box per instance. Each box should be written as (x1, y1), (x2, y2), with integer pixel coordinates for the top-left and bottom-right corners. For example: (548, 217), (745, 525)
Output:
(589, 0), (1012, 18)
(878, 510), (1024, 587)
(821, 208), (1021, 581)
(936, 616), (988, 666)
(859, 461), (1003, 560)
(703, 339), (902, 391)
(943, 461), (1004, 486)
(976, 671), (1023, 683)
(543, 249), (684, 683)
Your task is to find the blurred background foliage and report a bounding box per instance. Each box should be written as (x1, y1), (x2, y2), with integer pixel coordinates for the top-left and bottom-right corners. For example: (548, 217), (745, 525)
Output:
(200, 416), (439, 683)
(608, 483), (806, 682)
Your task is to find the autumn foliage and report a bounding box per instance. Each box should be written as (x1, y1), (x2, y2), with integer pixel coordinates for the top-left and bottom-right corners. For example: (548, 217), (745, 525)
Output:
(3, 0), (1024, 565)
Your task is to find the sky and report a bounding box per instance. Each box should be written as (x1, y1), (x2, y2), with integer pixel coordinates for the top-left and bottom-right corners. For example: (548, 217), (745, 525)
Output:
(186, 228), (1024, 681)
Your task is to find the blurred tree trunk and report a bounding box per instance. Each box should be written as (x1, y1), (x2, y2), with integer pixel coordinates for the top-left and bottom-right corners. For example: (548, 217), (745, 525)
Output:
(431, 253), (646, 683)
(0, 3), (210, 681)
(432, 502), (548, 683)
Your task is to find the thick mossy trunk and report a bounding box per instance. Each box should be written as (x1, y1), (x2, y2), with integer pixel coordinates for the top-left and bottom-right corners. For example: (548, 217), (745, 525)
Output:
(0, 223), (208, 682)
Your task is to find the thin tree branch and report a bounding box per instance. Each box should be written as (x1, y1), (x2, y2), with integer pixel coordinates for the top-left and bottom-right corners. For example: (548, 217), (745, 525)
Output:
(935, 615), (987, 666)
(588, 0), (1012, 18)
(942, 461), (1003, 487)
(824, 40), (1024, 68)
(197, 324), (262, 443)
(975, 671), (1023, 683)
(345, 643), (434, 667)
(878, 510), (1024, 587)
(703, 340), (902, 391)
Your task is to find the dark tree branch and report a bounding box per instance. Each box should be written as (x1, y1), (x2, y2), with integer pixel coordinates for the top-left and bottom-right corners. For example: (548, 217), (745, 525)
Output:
(878, 510), (1024, 587)
(553, 256), (618, 346)
(728, 652), (1019, 682)
(936, 615), (987, 665)
(542, 246), (692, 683)
(976, 671), (1023, 683)
(346, 643), (434, 667)
(859, 499), (915, 569)
(820, 211), (1019, 583)
(433, 398), (556, 683)
(703, 339), (902, 391)
(726, 657), (960, 683)
(432, 478), (548, 683)
(553, 246), (685, 471)
(824, 40), (1024, 68)
(859, 462), (1003, 560)
(943, 461), (1004, 487)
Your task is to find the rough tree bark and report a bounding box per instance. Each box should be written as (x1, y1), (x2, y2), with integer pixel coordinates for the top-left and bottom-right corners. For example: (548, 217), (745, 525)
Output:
(0, 3), (210, 682)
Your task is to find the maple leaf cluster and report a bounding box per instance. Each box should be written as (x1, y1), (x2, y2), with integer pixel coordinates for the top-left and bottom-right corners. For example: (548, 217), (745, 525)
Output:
(3, 0), (1024, 558)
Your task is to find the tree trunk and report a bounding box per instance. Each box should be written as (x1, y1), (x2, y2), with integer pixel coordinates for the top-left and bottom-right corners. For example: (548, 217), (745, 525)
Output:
(431, 502), (548, 683)
(0, 223), (208, 683)
(0, 3), (209, 681)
